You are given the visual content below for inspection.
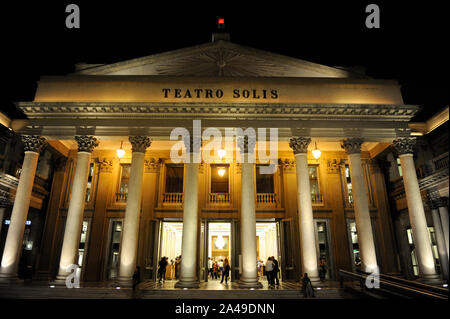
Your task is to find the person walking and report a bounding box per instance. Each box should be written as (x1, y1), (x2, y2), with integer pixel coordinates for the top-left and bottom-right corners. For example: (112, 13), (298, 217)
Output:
(302, 273), (315, 298)
(208, 258), (214, 279)
(319, 258), (327, 282)
(213, 261), (219, 279)
(272, 256), (280, 286)
(265, 257), (274, 288)
(175, 255), (181, 279)
(132, 266), (141, 299)
(158, 256), (168, 283)
(221, 258), (231, 284)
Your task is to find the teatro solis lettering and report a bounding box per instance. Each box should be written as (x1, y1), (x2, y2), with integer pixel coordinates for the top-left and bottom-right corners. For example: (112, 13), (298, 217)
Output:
(162, 88), (278, 99)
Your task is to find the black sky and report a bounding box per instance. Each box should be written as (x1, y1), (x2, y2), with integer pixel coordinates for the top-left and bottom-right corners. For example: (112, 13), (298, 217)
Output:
(1, 1), (448, 121)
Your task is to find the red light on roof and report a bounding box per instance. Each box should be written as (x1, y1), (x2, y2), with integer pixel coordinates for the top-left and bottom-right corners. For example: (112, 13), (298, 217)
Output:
(218, 18), (225, 25)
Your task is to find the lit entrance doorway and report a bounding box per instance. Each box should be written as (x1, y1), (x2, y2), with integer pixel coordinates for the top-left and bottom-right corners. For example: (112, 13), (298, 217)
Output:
(203, 222), (232, 283)
(256, 222), (281, 282)
(156, 221), (183, 282)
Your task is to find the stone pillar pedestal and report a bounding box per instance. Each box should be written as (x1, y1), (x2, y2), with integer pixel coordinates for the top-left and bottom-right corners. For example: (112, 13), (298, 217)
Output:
(117, 136), (151, 286)
(289, 137), (320, 282)
(54, 136), (98, 285)
(0, 135), (45, 283)
(342, 138), (379, 274)
(393, 138), (439, 283)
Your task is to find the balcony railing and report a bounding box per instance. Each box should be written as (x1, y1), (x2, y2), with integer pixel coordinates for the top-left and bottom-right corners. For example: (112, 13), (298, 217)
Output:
(162, 192), (183, 204)
(209, 193), (230, 204)
(256, 193), (278, 205)
(116, 192), (128, 202)
(416, 152), (449, 180)
(311, 193), (324, 205)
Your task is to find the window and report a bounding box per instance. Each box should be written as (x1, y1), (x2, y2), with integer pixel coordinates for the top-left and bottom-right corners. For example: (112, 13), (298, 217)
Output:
(345, 165), (353, 204)
(210, 164), (229, 193)
(117, 164), (130, 201)
(256, 164), (274, 193)
(165, 164), (184, 193)
(406, 228), (419, 276)
(107, 220), (122, 279)
(309, 165), (320, 193)
(85, 163), (95, 202)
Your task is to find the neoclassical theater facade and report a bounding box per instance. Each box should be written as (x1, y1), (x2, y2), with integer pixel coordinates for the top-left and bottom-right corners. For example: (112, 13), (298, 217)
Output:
(0, 34), (444, 287)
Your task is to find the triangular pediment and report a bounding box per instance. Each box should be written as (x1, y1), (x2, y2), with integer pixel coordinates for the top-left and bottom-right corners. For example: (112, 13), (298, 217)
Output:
(73, 40), (364, 78)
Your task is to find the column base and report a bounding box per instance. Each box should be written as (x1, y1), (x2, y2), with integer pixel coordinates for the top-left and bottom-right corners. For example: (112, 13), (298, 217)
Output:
(175, 279), (200, 289)
(52, 274), (70, 286)
(116, 276), (133, 288)
(0, 274), (23, 285)
(239, 278), (263, 289)
(421, 273), (442, 284)
(309, 276), (321, 284)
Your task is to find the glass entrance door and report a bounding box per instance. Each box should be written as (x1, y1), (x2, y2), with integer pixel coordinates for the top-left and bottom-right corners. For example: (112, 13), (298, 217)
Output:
(314, 219), (334, 280)
(106, 219), (123, 280)
(256, 222), (281, 281)
(207, 222), (231, 282)
(157, 221), (183, 281)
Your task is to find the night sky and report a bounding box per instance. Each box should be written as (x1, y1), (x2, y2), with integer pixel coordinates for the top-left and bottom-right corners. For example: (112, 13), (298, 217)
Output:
(1, 1), (448, 121)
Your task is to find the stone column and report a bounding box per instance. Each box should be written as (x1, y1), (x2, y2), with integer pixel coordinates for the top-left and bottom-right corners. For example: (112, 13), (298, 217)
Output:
(117, 136), (151, 286)
(55, 136), (98, 283)
(342, 138), (378, 274)
(393, 137), (439, 282)
(427, 198), (449, 281)
(0, 197), (9, 237)
(436, 197), (449, 257)
(0, 135), (46, 281)
(289, 137), (320, 282)
(238, 135), (262, 288)
(175, 137), (201, 288)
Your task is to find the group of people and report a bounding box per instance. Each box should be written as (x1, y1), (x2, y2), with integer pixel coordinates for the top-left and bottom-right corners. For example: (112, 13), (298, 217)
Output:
(263, 256), (280, 288)
(157, 255), (182, 283)
(208, 257), (231, 284)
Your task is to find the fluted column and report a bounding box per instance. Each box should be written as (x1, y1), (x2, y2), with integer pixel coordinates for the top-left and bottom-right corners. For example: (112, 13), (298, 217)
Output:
(175, 137), (201, 288)
(342, 138), (378, 274)
(0, 135), (46, 281)
(55, 136), (98, 283)
(117, 136), (151, 286)
(289, 137), (320, 282)
(238, 135), (262, 288)
(427, 198), (449, 281)
(393, 137), (439, 282)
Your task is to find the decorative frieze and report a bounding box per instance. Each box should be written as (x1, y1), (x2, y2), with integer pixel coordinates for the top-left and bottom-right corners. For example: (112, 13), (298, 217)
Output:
(279, 158), (295, 172)
(144, 158), (161, 173)
(129, 136), (151, 153)
(289, 137), (311, 154)
(22, 135), (46, 153)
(75, 135), (99, 153)
(99, 158), (113, 173)
(326, 159), (341, 174)
(393, 137), (416, 155)
(341, 138), (363, 154)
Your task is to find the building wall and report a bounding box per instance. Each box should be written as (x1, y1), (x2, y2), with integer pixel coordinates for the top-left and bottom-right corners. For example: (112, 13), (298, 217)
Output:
(32, 145), (400, 282)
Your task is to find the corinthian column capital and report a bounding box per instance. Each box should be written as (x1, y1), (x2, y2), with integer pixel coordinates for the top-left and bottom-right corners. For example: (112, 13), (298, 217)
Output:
(21, 135), (46, 153)
(289, 137), (311, 154)
(129, 136), (151, 153)
(75, 135), (99, 153)
(341, 138), (364, 154)
(237, 135), (256, 154)
(393, 137), (416, 155)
